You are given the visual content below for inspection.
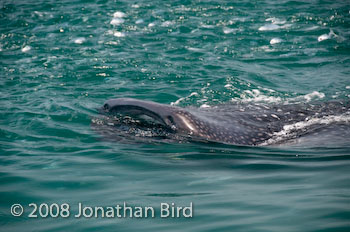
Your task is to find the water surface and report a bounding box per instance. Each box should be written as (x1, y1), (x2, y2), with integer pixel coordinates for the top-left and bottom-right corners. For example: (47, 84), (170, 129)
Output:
(1, 0), (350, 231)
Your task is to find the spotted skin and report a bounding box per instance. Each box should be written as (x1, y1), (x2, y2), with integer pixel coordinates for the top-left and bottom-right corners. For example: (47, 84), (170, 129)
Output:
(96, 98), (350, 146)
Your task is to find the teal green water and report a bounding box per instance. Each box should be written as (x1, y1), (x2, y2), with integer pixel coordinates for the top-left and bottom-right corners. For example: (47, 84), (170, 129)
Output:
(1, 0), (350, 231)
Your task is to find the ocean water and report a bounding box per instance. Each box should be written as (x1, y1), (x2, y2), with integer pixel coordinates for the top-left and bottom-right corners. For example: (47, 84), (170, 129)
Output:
(1, 0), (350, 231)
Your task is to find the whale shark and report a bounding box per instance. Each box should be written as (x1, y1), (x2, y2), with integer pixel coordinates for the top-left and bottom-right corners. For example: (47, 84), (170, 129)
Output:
(92, 98), (350, 146)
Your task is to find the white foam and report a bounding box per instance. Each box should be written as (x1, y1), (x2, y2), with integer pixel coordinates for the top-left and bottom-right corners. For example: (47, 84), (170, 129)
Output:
(229, 17), (247, 23)
(135, 19), (144, 24)
(161, 21), (174, 27)
(318, 34), (330, 42)
(110, 18), (124, 26)
(131, 4), (140, 8)
(171, 92), (198, 106)
(148, 22), (155, 28)
(240, 89), (282, 103)
(113, 31), (125, 37)
(186, 47), (203, 52)
(113, 11), (126, 18)
(224, 84), (232, 88)
(34, 11), (44, 17)
(346, 86), (350, 89)
(238, 89), (325, 104)
(318, 29), (336, 42)
(280, 52), (298, 58)
(259, 22), (292, 31)
(200, 23), (215, 29)
(265, 17), (286, 25)
(303, 91), (325, 102)
(74, 37), (86, 44)
(200, 104), (211, 108)
(21, 45), (31, 52)
(105, 41), (118, 45)
(270, 38), (282, 45)
(106, 30), (114, 35)
(260, 45), (275, 52)
(259, 24), (280, 31)
(223, 28), (237, 34)
(304, 25), (319, 31)
(261, 113), (350, 145)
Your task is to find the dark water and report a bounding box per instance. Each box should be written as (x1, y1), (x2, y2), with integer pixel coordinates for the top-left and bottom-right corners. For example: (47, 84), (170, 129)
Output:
(1, 0), (350, 231)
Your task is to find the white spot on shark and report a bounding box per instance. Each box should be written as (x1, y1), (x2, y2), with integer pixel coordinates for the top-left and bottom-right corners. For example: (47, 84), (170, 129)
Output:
(177, 114), (197, 132)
